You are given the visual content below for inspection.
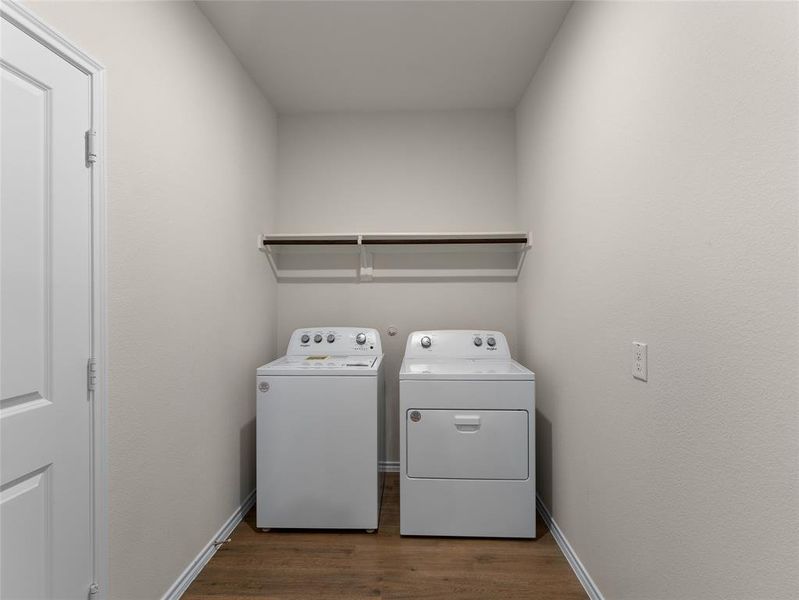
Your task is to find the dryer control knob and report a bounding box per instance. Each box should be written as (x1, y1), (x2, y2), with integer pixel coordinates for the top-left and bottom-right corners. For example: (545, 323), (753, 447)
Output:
(314, 334), (323, 343)
(356, 333), (367, 345)
(421, 336), (432, 348)
(474, 337), (483, 347)
(327, 334), (335, 343)
(301, 334), (310, 343)
(487, 337), (496, 347)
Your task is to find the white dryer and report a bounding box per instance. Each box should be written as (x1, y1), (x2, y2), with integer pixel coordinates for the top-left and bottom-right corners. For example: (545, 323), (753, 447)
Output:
(256, 327), (384, 531)
(399, 330), (535, 538)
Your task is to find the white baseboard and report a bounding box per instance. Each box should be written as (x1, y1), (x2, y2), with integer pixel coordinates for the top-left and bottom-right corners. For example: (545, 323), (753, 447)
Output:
(161, 489), (256, 600)
(379, 460), (399, 473)
(536, 494), (604, 600)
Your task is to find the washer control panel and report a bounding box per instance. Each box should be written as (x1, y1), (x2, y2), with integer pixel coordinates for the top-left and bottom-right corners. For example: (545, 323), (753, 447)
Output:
(404, 330), (510, 359)
(288, 327), (382, 355)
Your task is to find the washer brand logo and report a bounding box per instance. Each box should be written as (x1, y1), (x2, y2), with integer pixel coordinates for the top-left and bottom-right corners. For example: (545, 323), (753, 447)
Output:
(410, 411), (422, 422)
(258, 381), (270, 393)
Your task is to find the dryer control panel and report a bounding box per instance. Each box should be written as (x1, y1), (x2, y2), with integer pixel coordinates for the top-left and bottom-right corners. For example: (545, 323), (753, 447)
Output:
(404, 330), (510, 359)
(288, 327), (382, 355)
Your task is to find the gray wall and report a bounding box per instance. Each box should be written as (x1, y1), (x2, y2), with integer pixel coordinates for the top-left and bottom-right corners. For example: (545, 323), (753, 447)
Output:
(515, 2), (798, 598)
(24, 3), (280, 599)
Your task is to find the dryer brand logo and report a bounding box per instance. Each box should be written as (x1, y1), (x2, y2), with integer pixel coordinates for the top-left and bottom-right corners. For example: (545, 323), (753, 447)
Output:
(258, 381), (270, 393)
(410, 411), (422, 423)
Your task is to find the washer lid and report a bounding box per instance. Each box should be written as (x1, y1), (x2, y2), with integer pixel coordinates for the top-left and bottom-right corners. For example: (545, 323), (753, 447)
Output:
(257, 355), (381, 376)
(400, 358), (534, 381)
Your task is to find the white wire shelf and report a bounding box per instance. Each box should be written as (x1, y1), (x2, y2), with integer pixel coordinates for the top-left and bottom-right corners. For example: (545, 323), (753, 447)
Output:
(258, 232), (530, 282)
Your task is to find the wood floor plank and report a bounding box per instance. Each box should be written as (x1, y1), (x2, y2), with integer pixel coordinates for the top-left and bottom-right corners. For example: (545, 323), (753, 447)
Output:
(183, 475), (587, 600)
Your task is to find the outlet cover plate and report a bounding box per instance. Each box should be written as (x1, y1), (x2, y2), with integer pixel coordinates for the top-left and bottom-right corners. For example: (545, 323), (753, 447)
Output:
(632, 342), (647, 381)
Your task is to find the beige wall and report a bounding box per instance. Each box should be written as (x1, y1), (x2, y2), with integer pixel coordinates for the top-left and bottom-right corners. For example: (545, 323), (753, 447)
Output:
(275, 111), (518, 460)
(516, 2), (798, 598)
(23, 2), (279, 599)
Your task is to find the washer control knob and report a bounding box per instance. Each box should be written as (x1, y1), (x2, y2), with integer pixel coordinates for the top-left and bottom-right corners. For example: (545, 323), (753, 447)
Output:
(327, 333), (335, 343)
(474, 337), (483, 347)
(356, 332), (367, 345)
(487, 336), (496, 347)
(421, 336), (432, 348)
(314, 334), (323, 343)
(300, 334), (310, 343)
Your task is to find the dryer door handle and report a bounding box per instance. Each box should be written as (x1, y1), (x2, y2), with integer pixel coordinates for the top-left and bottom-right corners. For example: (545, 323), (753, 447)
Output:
(454, 414), (481, 432)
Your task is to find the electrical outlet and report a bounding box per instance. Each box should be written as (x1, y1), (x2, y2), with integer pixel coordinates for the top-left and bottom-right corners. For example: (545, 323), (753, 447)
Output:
(632, 342), (647, 381)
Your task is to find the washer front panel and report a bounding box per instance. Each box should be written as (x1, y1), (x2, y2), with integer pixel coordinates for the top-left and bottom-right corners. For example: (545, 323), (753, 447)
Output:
(257, 373), (380, 529)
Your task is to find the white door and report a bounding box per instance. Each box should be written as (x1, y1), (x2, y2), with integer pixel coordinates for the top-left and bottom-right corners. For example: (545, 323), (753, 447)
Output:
(1, 15), (94, 600)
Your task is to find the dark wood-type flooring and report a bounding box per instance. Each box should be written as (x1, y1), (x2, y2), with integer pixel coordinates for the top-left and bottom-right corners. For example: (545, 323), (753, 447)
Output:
(184, 474), (587, 599)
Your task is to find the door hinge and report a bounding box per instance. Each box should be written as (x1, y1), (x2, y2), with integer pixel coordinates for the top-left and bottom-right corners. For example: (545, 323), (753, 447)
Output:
(88, 582), (99, 597)
(85, 130), (97, 166)
(87, 358), (97, 393)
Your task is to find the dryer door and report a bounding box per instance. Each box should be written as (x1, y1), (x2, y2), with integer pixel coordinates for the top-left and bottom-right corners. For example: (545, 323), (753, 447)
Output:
(406, 409), (528, 480)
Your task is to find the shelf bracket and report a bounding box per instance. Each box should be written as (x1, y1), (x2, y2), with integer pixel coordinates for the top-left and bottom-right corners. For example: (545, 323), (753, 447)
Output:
(358, 235), (374, 282)
(258, 234), (281, 280)
(514, 231), (532, 279)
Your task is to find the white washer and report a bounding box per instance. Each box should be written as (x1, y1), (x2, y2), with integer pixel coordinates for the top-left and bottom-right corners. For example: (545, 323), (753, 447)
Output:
(399, 330), (535, 538)
(256, 327), (384, 531)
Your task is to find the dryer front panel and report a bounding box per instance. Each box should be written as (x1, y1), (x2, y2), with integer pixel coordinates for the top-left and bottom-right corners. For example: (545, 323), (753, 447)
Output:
(406, 409), (528, 480)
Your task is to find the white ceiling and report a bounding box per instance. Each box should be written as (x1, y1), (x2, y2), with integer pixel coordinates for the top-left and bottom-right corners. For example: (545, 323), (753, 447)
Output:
(198, 1), (572, 114)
